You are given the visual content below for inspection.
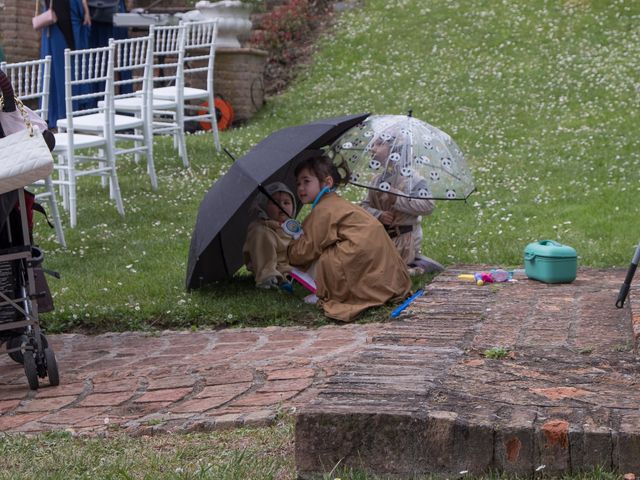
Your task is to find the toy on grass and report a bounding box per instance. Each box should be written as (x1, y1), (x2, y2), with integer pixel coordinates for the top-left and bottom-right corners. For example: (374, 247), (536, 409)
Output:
(458, 269), (513, 286)
(391, 289), (425, 318)
(289, 268), (316, 293)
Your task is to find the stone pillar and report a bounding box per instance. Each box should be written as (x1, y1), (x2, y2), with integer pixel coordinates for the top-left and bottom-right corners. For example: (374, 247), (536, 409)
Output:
(1, 0), (41, 62)
(214, 47), (267, 124)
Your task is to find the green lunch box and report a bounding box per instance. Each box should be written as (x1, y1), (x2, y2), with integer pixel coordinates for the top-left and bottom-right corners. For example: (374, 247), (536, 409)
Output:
(524, 240), (577, 283)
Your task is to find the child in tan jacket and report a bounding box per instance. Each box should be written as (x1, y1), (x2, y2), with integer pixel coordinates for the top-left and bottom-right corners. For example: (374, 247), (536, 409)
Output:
(287, 155), (411, 321)
(243, 182), (296, 289)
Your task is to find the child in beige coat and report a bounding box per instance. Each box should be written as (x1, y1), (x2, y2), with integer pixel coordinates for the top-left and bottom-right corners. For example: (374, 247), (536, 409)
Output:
(287, 155), (411, 322)
(360, 136), (443, 275)
(242, 182), (296, 289)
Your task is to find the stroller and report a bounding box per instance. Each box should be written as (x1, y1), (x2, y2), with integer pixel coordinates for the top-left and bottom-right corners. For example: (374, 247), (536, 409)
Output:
(0, 69), (59, 390)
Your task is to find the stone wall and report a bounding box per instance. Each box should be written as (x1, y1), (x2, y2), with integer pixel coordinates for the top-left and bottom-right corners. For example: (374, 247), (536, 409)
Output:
(214, 48), (266, 124)
(0, 0), (41, 62)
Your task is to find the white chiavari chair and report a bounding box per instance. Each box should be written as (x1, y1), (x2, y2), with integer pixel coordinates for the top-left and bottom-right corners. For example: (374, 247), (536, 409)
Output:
(54, 44), (124, 228)
(1, 56), (66, 246)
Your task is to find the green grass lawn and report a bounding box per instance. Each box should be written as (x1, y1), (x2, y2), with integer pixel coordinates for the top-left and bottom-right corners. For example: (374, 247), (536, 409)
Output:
(31, 0), (640, 333)
(0, 422), (295, 479)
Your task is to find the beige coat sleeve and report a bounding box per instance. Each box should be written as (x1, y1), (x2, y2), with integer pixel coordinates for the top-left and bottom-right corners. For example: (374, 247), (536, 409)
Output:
(360, 177), (435, 219)
(393, 196), (435, 217)
(243, 223), (285, 284)
(288, 204), (339, 270)
(360, 191), (383, 219)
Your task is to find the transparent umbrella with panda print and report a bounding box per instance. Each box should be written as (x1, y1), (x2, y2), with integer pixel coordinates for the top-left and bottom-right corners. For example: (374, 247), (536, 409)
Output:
(329, 113), (475, 201)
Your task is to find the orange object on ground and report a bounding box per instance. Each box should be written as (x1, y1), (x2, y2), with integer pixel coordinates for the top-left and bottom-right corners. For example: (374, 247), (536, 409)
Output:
(199, 95), (234, 131)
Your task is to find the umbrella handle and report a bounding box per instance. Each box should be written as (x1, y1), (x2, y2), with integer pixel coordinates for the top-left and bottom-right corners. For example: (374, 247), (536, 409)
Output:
(223, 147), (236, 162)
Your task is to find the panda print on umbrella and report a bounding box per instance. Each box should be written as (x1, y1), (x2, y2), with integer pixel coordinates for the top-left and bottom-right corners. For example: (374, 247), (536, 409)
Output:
(400, 165), (413, 177)
(378, 181), (392, 192)
(330, 114), (475, 201)
(415, 155), (430, 166)
(418, 187), (431, 198)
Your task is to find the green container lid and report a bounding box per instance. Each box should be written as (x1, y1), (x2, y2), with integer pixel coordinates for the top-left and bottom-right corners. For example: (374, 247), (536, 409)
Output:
(524, 240), (577, 260)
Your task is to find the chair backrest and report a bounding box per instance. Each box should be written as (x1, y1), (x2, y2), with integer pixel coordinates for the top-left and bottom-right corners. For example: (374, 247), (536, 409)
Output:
(0, 56), (52, 122)
(110, 34), (153, 116)
(183, 20), (218, 91)
(63, 44), (114, 135)
(149, 23), (187, 91)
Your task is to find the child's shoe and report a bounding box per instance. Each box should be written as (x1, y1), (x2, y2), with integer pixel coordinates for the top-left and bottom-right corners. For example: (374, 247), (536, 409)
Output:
(279, 281), (293, 294)
(410, 255), (444, 274)
(257, 276), (278, 289)
(303, 293), (319, 304)
(407, 266), (425, 277)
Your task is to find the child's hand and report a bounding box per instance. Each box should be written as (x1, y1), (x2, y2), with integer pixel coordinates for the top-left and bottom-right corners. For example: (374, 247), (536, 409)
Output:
(379, 210), (395, 225)
(282, 218), (303, 239)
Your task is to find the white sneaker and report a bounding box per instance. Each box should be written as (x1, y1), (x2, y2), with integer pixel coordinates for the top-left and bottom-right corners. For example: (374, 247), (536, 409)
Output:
(303, 293), (319, 305)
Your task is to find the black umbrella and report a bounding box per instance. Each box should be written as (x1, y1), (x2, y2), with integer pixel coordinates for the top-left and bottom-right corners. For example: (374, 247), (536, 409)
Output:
(186, 113), (370, 290)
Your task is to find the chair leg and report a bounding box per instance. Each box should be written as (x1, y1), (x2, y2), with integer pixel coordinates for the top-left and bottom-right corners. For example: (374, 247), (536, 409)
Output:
(178, 131), (189, 168)
(144, 122), (158, 190)
(207, 95), (221, 151)
(44, 175), (66, 248)
(105, 143), (125, 217)
(175, 107), (189, 168)
(99, 147), (109, 191)
(134, 127), (142, 164)
(56, 153), (69, 212)
(69, 165), (77, 229)
(111, 171), (125, 216)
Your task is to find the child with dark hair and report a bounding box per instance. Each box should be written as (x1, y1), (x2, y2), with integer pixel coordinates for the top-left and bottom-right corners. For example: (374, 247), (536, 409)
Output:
(287, 155), (411, 322)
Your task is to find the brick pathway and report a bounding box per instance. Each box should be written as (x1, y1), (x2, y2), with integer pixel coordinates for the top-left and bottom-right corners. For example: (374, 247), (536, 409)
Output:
(2, 266), (639, 478)
(0, 324), (380, 435)
(296, 266), (640, 478)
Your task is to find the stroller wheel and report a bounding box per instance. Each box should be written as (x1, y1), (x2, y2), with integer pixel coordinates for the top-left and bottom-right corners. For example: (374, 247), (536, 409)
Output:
(23, 351), (39, 390)
(6, 334), (49, 365)
(6, 335), (24, 364)
(44, 347), (59, 386)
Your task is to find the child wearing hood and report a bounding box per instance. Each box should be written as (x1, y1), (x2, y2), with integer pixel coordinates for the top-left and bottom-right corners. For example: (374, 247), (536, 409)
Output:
(360, 135), (444, 275)
(243, 182), (297, 290)
(287, 154), (411, 322)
